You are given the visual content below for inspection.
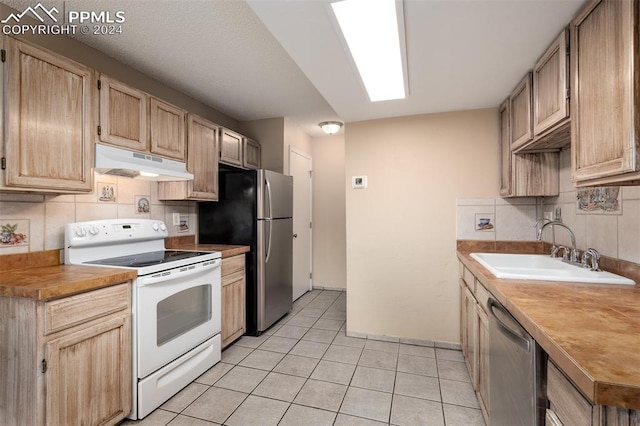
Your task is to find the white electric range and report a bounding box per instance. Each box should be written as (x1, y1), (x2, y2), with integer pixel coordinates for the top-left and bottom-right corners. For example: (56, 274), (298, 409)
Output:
(65, 219), (222, 420)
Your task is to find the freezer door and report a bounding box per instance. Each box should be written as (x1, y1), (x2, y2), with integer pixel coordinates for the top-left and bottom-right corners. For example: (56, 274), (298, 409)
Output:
(257, 169), (293, 219)
(257, 218), (293, 332)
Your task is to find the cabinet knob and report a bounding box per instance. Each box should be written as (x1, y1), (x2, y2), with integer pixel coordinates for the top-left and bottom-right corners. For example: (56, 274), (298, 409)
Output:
(293, 233), (298, 238)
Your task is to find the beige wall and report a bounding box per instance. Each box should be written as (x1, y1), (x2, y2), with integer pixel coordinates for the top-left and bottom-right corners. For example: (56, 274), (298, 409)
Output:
(284, 117), (312, 174)
(311, 134), (347, 289)
(345, 109), (500, 344)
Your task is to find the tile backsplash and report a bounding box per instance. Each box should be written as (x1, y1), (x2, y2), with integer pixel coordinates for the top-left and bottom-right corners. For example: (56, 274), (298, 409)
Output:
(457, 148), (640, 265)
(0, 172), (197, 255)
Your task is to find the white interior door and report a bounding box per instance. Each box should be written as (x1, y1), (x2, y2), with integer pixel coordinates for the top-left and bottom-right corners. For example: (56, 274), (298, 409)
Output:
(290, 147), (312, 301)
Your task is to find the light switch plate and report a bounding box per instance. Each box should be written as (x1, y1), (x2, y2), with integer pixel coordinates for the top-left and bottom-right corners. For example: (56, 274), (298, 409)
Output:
(172, 212), (180, 226)
(352, 176), (367, 189)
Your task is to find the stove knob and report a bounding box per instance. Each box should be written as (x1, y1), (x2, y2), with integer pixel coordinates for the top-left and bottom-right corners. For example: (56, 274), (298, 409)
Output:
(152, 223), (159, 231)
(75, 227), (87, 237)
(88, 226), (99, 236)
(159, 223), (167, 231)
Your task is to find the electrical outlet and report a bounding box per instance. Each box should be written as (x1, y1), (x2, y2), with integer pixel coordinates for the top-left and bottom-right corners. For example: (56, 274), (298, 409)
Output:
(172, 213), (180, 226)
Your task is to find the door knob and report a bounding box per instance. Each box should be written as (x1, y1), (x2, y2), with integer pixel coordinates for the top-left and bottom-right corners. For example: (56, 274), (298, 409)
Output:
(293, 233), (298, 238)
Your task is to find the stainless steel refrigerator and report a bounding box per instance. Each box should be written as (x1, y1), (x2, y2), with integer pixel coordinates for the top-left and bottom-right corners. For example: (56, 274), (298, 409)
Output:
(198, 169), (293, 335)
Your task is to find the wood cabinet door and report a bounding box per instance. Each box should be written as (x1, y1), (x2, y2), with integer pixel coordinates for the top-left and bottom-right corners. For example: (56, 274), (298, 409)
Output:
(243, 138), (261, 169)
(45, 315), (131, 426)
(222, 269), (246, 348)
(5, 37), (94, 192)
(220, 128), (243, 166)
(571, 0), (638, 183)
(188, 114), (219, 200)
(99, 75), (148, 151)
(477, 307), (490, 420)
(499, 99), (513, 196)
(150, 97), (186, 161)
(533, 29), (569, 136)
(509, 73), (533, 151)
(461, 284), (477, 385)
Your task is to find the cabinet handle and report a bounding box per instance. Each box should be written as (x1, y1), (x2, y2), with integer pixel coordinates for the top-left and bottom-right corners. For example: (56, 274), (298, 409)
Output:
(41, 359), (47, 373)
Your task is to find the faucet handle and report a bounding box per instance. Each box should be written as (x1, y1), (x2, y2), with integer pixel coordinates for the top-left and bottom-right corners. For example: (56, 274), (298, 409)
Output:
(581, 248), (601, 271)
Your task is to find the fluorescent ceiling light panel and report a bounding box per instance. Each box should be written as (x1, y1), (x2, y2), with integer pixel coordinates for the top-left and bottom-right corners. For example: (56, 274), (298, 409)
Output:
(331, 0), (406, 102)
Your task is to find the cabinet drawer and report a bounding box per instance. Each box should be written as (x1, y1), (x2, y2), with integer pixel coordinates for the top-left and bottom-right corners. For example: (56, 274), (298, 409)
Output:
(222, 270), (245, 287)
(461, 266), (475, 291)
(44, 283), (130, 335)
(474, 281), (490, 313)
(547, 361), (592, 426)
(222, 255), (245, 277)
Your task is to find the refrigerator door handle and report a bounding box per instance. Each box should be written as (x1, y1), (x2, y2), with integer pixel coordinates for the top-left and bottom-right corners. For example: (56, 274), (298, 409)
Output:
(265, 176), (273, 219)
(265, 219), (273, 263)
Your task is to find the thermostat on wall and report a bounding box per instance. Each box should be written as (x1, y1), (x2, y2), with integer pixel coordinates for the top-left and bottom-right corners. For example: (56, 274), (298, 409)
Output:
(352, 176), (367, 189)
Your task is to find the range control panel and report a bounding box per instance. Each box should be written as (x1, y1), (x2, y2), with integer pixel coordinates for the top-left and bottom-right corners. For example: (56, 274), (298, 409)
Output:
(65, 219), (169, 247)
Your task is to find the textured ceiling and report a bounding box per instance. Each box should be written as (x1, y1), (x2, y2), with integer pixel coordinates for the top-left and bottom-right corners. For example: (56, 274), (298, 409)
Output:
(1, 0), (587, 137)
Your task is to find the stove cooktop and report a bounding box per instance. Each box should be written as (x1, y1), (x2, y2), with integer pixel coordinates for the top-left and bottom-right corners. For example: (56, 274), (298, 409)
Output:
(85, 250), (215, 269)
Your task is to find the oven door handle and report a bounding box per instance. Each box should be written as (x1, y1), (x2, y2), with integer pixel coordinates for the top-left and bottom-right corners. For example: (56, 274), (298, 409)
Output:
(487, 298), (531, 352)
(138, 259), (221, 286)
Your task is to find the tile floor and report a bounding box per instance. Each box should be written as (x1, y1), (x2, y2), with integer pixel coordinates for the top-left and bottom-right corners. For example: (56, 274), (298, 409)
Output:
(120, 289), (485, 426)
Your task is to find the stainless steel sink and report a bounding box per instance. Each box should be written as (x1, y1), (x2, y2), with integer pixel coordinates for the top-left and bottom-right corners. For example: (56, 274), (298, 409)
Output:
(470, 253), (635, 285)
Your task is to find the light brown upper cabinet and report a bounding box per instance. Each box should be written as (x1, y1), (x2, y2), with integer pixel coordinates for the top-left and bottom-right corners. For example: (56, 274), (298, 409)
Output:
(509, 73), (533, 152)
(98, 75), (148, 152)
(500, 97), (559, 197)
(243, 138), (261, 170)
(158, 114), (219, 201)
(571, 0), (640, 186)
(149, 97), (186, 161)
(220, 128), (244, 167)
(2, 37), (94, 193)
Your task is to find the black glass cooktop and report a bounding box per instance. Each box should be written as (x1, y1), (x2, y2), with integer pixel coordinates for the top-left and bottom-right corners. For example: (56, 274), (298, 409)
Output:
(86, 250), (213, 268)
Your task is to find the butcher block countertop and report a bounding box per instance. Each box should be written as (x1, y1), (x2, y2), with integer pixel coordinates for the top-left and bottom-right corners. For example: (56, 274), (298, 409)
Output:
(165, 236), (250, 258)
(457, 243), (640, 410)
(0, 250), (136, 300)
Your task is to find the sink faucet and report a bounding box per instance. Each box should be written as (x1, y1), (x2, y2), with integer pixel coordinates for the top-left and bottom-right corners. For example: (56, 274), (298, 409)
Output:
(537, 220), (579, 264)
(534, 218), (558, 257)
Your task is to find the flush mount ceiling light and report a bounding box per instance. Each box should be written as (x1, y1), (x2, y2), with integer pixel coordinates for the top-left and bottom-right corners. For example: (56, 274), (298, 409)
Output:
(331, 0), (407, 102)
(319, 121), (343, 135)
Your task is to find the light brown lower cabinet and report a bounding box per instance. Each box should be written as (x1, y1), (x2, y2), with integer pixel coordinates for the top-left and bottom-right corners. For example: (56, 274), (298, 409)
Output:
(221, 254), (246, 348)
(0, 283), (132, 426)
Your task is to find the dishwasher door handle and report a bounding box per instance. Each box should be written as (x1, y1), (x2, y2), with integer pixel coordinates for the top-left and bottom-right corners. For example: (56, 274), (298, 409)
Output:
(487, 298), (531, 352)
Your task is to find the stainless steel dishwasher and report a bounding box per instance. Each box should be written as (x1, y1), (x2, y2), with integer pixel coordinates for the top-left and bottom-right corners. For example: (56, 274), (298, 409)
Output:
(487, 298), (546, 426)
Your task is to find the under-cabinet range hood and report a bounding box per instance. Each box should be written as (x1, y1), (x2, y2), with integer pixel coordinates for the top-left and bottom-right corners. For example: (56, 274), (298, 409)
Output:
(94, 144), (193, 181)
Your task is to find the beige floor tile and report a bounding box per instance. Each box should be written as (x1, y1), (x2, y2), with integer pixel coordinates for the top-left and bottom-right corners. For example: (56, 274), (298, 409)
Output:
(364, 340), (399, 353)
(333, 413), (388, 425)
(442, 403), (486, 426)
(397, 354), (438, 377)
(394, 372), (441, 401)
(298, 307), (326, 318)
(224, 395), (289, 426)
(333, 334), (367, 349)
(358, 349), (397, 370)
(166, 414), (220, 426)
(252, 372), (306, 402)
(303, 328), (339, 344)
(436, 348), (464, 362)
(437, 359), (471, 382)
(274, 324), (310, 339)
(313, 318), (345, 331)
(161, 382), (208, 413)
(390, 394), (445, 426)
(440, 378), (480, 408)
(290, 339), (330, 359)
(194, 362), (234, 386)
(258, 336), (299, 353)
(182, 387), (247, 424)
(120, 409), (176, 425)
(286, 315), (319, 328)
(399, 344), (436, 358)
(213, 365), (268, 393)
(310, 360), (357, 385)
(293, 379), (348, 412)
(273, 354), (320, 377)
(278, 404), (337, 426)
(339, 387), (392, 423)
(238, 349), (285, 370)
(221, 345), (253, 365)
(234, 334), (270, 349)
(350, 366), (395, 393)
(323, 345), (363, 365)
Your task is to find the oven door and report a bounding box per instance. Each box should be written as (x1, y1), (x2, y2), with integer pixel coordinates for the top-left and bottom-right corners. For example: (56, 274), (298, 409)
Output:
(136, 259), (221, 378)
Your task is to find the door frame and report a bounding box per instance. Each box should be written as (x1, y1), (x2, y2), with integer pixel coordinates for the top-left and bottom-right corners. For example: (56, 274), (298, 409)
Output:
(289, 146), (313, 293)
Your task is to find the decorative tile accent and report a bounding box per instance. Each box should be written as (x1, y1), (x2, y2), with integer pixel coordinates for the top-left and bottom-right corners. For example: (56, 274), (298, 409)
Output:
(577, 187), (621, 214)
(0, 219), (29, 248)
(135, 195), (151, 214)
(97, 182), (117, 203)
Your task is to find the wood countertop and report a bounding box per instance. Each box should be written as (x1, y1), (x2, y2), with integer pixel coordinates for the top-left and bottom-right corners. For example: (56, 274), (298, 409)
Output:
(0, 264), (137, 301)
(457, 248), (640, 410)
(166, 242), (250, 258)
